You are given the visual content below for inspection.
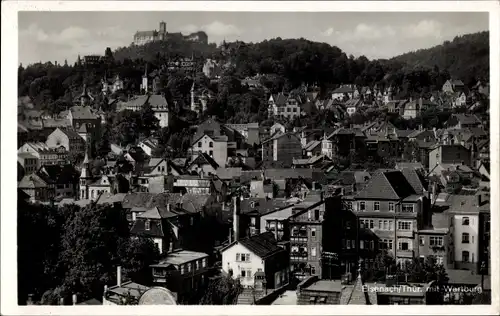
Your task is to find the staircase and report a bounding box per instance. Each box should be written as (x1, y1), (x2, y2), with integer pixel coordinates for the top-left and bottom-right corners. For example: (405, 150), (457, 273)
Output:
(236, 288), (265, 305)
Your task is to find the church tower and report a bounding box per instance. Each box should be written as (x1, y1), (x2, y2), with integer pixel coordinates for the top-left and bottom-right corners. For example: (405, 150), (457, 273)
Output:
(141, 64), (149, 94)
(321, 132), (333, 159)
(79, 149), (92, 200)
(190, 81), (198, 113)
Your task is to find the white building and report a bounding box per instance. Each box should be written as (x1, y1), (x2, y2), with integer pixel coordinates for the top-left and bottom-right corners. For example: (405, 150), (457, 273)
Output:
(220, 198), (290, 289)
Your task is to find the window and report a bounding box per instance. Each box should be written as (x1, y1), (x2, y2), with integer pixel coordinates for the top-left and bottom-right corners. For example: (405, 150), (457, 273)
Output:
(379, 239), (393, 250)
(202, 258), (207, 268)
(311, 247), (317, 257)
(209, 150), (213, 156)
(401, 204), (414, 213)
(398, 241), (409, 251)
(346, 240), (351, 249)
(374, 202), (380, 211)
(195, 260), (200, 270)
(383, 220), (388, 230)
(187, 263), (192, 273)
(398, 221), (412, 231)
(462, 217), (470, 225)
(237, 253), (251, 262)
(145, 220), (151, 231)
(389, 221), (393, 230)
(314, 209), (320, 220)
(378, 220), (383, 230)
(419, 236), (425, 246)
(360, 240), (364, 249)
(311, 266), (316, 275)
(359, 202), (366, 211)
(462, 251), (470, 262)
(462, 233), (470, 244)
(180, 265), (185, 274)
(311, 228), (316, 238)
(209, 142), (213, 148)
(241, 269), (252, 278)
(429, 236), (443, 247)
(198, 142), (202, 148)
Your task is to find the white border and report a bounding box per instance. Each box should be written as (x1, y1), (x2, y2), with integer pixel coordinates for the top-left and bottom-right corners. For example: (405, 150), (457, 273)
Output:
(2, 1), (499, 315)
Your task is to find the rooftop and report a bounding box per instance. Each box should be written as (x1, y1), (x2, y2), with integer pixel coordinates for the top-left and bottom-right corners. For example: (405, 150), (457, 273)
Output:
(305, 280), (343, 292)
(151, 250), (209, 267)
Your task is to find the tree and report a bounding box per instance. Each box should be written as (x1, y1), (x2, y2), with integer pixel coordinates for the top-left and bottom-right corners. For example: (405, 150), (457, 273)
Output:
(18, 200), (66, 304)
(96, 124), (112, 158)
(118, 237), (160, 286)
(138, 102), (160, 137)
(111, 110), (141, 146)
(199, 275), (242, 305)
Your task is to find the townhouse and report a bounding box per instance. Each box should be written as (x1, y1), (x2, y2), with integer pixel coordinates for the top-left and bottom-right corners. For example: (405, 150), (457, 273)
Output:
(351, 170), (429, 268)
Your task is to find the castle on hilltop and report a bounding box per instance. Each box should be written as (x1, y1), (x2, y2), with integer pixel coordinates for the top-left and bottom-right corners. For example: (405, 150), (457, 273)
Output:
(133, 21), (208, 46)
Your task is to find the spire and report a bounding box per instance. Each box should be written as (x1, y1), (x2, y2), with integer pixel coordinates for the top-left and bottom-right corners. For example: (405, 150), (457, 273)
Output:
(80, 148), (91, 179)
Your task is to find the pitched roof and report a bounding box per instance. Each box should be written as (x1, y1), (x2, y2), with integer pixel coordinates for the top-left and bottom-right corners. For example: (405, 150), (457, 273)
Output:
(137, 206), (184, 219)
(18, 174), (48, 189)
(238, 231), (285, 259)
(69, 106), (98, 120)
(216, 167), (243, 180)
(356, 170), (416, 200)
(270, 93), (288, 106)
(400, 168), (427, 195)
(38, 164), (79, 184)
(189, 152), (219, 169)
(453, 114), (481, 125)
(333, 85), (355, 94)
(240, 198), (289, 215)
(450, 79), (465, 86)
(122, 192), (211, 213)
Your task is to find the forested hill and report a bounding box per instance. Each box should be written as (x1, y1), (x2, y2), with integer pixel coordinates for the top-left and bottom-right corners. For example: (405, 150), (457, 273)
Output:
(390, 31), (489, 85)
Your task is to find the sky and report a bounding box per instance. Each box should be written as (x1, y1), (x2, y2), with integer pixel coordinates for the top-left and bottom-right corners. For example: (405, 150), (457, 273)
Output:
(18, 11), (489, 65)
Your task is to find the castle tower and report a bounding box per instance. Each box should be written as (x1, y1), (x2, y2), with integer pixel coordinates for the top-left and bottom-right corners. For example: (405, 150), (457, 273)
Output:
(79, 149), (92, 200)
(321, 132), (333, 159)
(159, 21), (167, 34)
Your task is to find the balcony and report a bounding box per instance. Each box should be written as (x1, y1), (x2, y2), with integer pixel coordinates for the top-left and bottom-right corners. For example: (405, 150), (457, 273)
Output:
(396, 230), (414, 238)
(395, 250), (414, 258)
(290, 252), (308, 262)
(290, 236), (308, 243)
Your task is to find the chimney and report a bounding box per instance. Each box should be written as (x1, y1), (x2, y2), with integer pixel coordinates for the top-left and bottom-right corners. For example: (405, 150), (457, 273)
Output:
(117, 266), (122, 287)
(72, 294), (77, 305)
(233, 196), (240, 241)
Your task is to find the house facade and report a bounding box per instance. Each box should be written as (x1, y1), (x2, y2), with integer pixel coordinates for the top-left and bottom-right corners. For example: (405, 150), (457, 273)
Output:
(428, 144), (472, 172)
(221, 231), (290, 289)
(261, 132), (303, 167)
(352, 170), (428, 268)
(46, 128), (85, 153)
